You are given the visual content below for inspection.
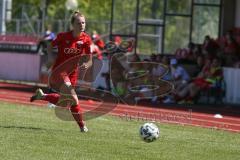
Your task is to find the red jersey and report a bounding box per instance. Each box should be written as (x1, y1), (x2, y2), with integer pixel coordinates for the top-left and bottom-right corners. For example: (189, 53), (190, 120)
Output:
(51, 31), (92, 70)
(49, 31), (92, 88)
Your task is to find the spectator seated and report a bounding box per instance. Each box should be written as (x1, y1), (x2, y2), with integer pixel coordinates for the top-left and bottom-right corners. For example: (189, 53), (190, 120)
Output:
(196, 76), (225, 104)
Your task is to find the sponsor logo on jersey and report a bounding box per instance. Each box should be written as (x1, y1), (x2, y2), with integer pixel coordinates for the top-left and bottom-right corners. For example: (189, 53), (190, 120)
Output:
(64, 48), (82, 54)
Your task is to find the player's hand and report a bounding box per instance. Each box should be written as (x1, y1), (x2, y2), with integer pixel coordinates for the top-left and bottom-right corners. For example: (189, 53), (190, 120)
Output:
(80, 62), (91, 69)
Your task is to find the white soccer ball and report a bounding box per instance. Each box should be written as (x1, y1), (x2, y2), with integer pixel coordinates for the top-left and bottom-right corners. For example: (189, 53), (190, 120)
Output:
(139, 122), (160, 143)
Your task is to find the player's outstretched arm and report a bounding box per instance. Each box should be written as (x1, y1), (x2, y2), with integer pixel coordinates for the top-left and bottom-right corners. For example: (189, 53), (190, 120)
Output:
(81, 54), (93, 69)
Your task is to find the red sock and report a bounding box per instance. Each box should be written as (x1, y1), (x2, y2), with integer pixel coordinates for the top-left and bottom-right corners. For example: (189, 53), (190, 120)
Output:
(42, 93), (60, 104)
(70, 104), (84, 128)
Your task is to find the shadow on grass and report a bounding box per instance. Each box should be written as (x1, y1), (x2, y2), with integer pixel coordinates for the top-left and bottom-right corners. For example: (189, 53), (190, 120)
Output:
(0, 125), (43, 131)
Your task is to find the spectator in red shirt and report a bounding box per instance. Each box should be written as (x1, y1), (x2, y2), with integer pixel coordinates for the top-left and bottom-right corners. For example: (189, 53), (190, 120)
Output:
(91, 30), (106, 60)
(176, 57), (223, 103)
(114, 36), (122, 45)
(218, 31), (240, 66)
(193, 58), (223, 89)
(223, 31), (239, 55)
(92, 30), (105, 49)
(202, 35), (219, 58)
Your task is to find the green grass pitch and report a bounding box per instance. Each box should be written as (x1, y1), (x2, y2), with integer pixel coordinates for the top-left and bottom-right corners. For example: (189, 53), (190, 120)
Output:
(0, 102), (240, 160)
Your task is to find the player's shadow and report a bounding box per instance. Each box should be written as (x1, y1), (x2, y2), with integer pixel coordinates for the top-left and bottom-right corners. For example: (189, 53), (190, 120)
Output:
(0, 125), (43, 131)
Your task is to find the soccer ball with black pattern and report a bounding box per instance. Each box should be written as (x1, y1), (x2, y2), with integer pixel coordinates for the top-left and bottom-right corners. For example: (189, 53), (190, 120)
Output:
(139, 123), (159, 143)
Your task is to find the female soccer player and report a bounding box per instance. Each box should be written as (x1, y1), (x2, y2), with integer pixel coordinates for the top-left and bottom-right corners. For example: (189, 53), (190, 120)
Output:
(30, 11), (93, 132)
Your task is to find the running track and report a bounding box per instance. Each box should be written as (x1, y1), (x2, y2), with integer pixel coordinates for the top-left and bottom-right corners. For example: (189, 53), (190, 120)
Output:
(0, 82), (240, 133)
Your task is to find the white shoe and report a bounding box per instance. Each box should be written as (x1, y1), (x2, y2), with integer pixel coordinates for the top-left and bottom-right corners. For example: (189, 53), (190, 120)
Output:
(163, 97), (175, 104)
(47, 103), (56, 108)
(30, 88), (45, 102)
(80, 126), (88, 132)
(151, 96), (158, 103)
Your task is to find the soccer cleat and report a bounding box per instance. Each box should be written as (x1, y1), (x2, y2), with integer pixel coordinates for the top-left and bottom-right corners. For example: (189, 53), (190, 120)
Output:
(80, 126), (88, 132)
(30, 88), (45, 102)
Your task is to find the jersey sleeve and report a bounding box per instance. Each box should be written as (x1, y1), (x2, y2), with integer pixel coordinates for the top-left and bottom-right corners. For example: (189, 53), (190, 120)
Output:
(51, 32), (64, 47)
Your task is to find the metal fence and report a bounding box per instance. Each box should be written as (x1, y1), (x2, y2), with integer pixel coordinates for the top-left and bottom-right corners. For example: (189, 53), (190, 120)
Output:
(2, 18), (163, 55)
(4, 18), (110, 37)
